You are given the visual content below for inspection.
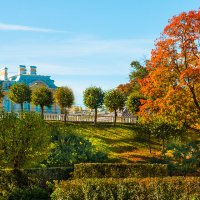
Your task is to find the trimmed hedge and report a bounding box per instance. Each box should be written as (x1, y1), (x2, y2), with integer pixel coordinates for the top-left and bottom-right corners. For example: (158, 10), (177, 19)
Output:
(0, 166), (73, 179)
(73, 163), (168, 178)
(51, 177), (200, 200)
(24, 167), (73, 182)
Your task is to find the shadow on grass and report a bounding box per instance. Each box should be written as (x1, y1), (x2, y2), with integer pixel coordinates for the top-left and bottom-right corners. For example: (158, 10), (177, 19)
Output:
(109, 145), (138, 153)
(47, 121), (135, 130)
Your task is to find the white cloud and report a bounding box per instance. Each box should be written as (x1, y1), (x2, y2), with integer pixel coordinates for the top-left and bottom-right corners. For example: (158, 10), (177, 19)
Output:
(0, 23), (61, 32)
(0, 36), (154, 77)
(0, 37), (153, 58)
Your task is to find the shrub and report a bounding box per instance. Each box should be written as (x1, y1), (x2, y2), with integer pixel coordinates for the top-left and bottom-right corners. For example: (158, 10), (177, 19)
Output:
(0, 111), (50, 169)
(162, 142), (200, 176)
(0, 167), (73, 199)
(73, 163), (168, 179)
(46, 127), (108, 167)
(51, 177), (200, 200)
(7, 186), (49, 200)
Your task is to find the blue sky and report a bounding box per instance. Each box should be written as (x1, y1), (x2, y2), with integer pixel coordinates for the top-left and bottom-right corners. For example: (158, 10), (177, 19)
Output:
(0, 0), (199, 106)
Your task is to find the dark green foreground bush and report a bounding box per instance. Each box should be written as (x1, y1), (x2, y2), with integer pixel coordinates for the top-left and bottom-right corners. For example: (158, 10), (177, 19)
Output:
(51, 177), (200, 200)
(74, 163), (168, 178)
(7, 186), (49, 200)
(0, 167), (73, 200)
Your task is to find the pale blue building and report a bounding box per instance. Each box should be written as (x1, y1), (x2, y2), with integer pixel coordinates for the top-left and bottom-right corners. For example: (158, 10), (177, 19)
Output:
(0, 65), (61, 113)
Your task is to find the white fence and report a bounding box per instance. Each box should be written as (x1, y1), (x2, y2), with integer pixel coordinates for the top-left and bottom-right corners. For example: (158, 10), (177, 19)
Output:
(43, 114), (137, 124)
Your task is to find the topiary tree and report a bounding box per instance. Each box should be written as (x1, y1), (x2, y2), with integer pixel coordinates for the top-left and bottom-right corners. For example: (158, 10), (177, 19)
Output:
(8, 83), (31, 112)
(126, 93), (141, 115)
(0, 111), (50, 170)
(104, 89), (125, 126)
(31, 86), (53, 117)
(0, 85), (5, 110)
(0, 85), (4, 99)
(83, 87), (104, 124)
(54, 87), (74, 123)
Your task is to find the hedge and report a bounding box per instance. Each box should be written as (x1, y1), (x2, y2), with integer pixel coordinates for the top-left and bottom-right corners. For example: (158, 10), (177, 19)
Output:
(73, 163), (168, 178)
(24, 167), (73, 183)
(51, 177), (200, 200)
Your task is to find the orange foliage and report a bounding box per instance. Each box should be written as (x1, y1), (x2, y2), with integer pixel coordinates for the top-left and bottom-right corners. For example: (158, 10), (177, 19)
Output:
(117, 81), (134, 96)
(139, 10), (200, 127)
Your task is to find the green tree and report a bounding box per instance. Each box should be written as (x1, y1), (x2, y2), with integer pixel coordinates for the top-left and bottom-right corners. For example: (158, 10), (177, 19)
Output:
(54, 87), (74, 123)
(129, 60), (148, 92)
(117, 60), (148, 97)
(151, 121), (184, 151)
(0, 111), (50, 169)
(126, 93), (141, 115)
(83, 87), (104, 125)
(0, 85), (5, 110)
(0, 85), (4, 99)
(31, 86), (53, 117)
(8, 83), (31, 111)
(135, 122), (154, 153)
(135, 120), (185, 153)
(104, 89), (125, 126)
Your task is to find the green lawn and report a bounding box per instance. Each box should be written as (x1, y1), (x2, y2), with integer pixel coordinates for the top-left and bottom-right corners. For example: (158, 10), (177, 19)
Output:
(48, 122), (163, 163)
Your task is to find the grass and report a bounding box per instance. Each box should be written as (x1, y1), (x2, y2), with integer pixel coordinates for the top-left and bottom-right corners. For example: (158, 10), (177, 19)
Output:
(47, 121), (163, 163)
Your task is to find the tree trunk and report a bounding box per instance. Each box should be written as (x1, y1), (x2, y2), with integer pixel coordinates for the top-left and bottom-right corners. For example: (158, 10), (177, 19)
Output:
(13, 164), (28, 187)
(13, 159), (20, 170)
(20, 103), (23, 112)
(41, 105), (44, 119)
(114, 110), (117, 126)
(94, 108), (97, 125)
(148, 133), (152, 153)
(64, 109), (67, 123)
(162, 137), (165, 151)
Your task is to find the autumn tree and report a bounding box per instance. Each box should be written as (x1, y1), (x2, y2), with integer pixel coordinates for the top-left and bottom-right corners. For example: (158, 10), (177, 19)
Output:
(83, 87), (104, 125)
(117, 81), (134, 97)
(104, 89), (125, 126)
(8, 83), (31, 111)
(54, 86), (74, 123)
(31, 86), (53, 117)
(139, 10), (200, 128)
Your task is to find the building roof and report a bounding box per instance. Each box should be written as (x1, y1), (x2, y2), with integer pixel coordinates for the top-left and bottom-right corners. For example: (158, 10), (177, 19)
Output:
(1, 66), (57, 89)
(9, 74), (57, 89)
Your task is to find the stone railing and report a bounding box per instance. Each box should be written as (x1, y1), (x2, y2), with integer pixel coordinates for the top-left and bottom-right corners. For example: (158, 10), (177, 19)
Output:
(43, 114), (137, 124)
